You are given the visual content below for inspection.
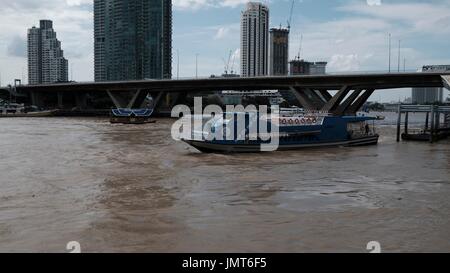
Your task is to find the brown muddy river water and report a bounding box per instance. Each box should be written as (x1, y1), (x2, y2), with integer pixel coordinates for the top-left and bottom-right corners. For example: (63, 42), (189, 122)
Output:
(0, 114), (449, 252)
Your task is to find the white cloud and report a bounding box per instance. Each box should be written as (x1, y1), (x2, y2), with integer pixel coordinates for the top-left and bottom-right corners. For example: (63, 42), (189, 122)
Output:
(328, 54), (360, 72)
(219, 0), (250, 8)
(66, 0), (92, 6)
(173, 0), (213, 10)
(214, 27), (230, 40)
(173, 0), (250, 10)
(288, 1), (450, 74)
(366, 0), (381, 6)
(339, 2), (450, 35)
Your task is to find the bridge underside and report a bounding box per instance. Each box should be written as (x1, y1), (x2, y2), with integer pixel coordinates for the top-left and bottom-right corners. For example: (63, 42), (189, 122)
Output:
(76, 85), (378, 116)
(281, 86), (375, 115)
(10, 73), (450, 116)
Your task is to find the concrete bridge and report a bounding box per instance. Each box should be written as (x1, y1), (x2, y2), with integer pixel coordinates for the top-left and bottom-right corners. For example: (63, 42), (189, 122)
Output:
(2, 72), (450, 116)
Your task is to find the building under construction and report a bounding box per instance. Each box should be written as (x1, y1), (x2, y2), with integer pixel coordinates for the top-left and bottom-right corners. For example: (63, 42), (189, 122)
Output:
(269, 28), (289, 76)
(289, 60), (327, 75)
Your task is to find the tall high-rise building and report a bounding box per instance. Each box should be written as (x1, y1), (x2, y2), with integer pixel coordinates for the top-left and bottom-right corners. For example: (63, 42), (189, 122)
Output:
(94, 0), (172, 82)
(241, 2), (269, 77)
(27, 20), (68, 85)
(269, 28), (289, 76)
(412, 65), (450, 104)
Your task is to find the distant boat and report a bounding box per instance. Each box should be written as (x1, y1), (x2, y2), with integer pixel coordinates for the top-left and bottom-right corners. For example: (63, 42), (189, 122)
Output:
(0, 103), (57, 118)
(110, 108), (156, 124)
(182, 112), (380, 153)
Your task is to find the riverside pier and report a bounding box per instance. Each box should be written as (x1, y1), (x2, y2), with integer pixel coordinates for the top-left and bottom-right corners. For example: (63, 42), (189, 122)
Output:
(397, 105), (450, 143)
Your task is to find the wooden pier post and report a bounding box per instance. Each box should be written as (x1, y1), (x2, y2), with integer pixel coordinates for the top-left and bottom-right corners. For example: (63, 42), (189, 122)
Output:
(425, 112), (429, 131)
(436, 112), (440, 132)
(405, 112), (409, 135)
(430, 105), (435, 143)
(396, 105), (402, 142)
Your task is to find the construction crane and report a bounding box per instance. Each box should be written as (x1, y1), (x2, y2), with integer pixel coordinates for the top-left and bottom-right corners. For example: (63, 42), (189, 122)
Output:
(222, 50), (233, 75)
(296, 34), (303, 60)
(287, 0), (295, 31)
(230, 51), (237, 74)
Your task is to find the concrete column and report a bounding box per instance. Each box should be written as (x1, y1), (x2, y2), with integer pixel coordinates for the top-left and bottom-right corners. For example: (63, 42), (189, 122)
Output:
(321, 85), (351, 112)
(289, 87), (316, 111)
(75, 93), (87, 109)
(347, 89), (375, 114)
(107, 90), (128, 109)
(317, 89), (332, 102)
(31, 91), (44, 108)
(57, 92), (64, 109)
(128, 89), (150, 109)
(303, 88), (326, 108)
(333, 89), (364, 116)
(152, 92), (164, 111)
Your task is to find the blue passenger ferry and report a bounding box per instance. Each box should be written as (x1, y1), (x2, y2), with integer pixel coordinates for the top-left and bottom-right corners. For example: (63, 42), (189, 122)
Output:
(181, 112), (380, 153)
(110, 108), (155, 124)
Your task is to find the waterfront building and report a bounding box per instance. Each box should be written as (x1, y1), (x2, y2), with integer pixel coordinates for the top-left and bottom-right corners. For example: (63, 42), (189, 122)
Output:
(269, 28), (289, 76)
(412, 65), (450, 104)
(289, 59), (327, 75)
(241, 2), (269, 77)
(94, 0), (172, 82)
(27, 20), (68, 85)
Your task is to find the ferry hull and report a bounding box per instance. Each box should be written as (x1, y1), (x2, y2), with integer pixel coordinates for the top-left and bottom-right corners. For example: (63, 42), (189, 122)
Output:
(183, 135), (379, 153)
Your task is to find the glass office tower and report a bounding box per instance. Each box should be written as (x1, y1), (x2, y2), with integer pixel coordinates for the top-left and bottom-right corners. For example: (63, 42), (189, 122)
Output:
(94, 0), (172, 82)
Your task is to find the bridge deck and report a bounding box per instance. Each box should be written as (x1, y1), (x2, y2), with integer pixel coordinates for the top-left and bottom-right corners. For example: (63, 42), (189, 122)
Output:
(14, 72), (450, 93)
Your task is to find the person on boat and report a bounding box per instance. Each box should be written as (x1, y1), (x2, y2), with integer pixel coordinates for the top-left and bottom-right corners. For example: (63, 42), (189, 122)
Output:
(365, 124), (370, 135)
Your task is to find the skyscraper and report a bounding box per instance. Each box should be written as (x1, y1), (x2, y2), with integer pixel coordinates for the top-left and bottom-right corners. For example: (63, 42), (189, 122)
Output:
(412, 65), (449, 104)
(269, 28), (289, 76)
(94, 0), (172, 82)
(241, 2), (269, 77)
(27, 20), (68, 85)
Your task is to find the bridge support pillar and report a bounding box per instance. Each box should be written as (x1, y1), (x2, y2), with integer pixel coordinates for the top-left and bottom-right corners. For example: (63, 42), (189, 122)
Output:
(317, 89), (332, 102)
(106, 90), (128, 108)
(442, 75), (450, 90)
(75, 93), (87, 109)
(57, 92), (64, 109)
(304, 88), (327, 109)
(289, 87), (317, 111)
(333, 89), (364, 116)
(321, 86), (351, 112)
(346, 89), (375, 114)
(107, 89), (150, 109)
(128, 89), (149, 108)
(30, 91), (44, 108)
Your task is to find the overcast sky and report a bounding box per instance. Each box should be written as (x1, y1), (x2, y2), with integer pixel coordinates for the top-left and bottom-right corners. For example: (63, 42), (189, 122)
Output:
(0, 0), (449, 102)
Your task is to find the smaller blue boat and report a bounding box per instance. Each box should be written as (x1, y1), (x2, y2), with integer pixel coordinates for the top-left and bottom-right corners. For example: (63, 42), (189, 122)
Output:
(182, 113), (380, 153)
(110, 108), (155, 124)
